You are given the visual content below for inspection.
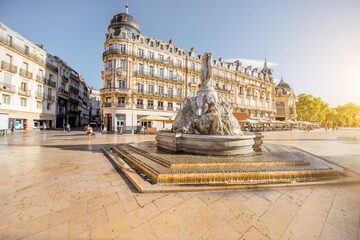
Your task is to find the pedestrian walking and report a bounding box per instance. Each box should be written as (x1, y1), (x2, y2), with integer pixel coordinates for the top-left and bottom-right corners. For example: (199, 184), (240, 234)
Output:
(101, 123), (104, 134)
(85, 124), (93, 140)
(66, 123), (70, 132)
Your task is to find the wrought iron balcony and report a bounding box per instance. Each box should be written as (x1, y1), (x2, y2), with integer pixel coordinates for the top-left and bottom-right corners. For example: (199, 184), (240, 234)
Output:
(36, 75), (46, 84)
(102, 49), (186, 70)
(136, 104), (144, 109)
(19, 69), (33, 79)
(46, 79), (56, 88)
(62, 75), (69, 82)
(46, 62), (58, 72)
(46, 95), (55, 102)
(0, 83), (16, 93)
(35, 91), (45, 99)
(58, 87), (70, 97)
(104, 103), (112, 107)
(103, 48), (128, 58)
(18, 88), (31, 96)
(134, 71), (184, 84)
(100, 87), (130, 94)
(69, 85), (79, 93)
(0, 35), (46, 65)
(1, 61), (17, 73)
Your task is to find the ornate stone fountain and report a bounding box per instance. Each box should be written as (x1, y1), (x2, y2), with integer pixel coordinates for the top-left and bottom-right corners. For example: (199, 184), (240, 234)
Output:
(102, 53), (347, 191)
(156, 53), (258, 155)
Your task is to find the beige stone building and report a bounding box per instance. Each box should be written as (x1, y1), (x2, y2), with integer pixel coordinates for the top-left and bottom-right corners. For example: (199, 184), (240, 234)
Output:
(0, 22), (57, 130)
(0, 22), (91, 130)
(101, 7), (277, 132)
(274, 78), (297, 121)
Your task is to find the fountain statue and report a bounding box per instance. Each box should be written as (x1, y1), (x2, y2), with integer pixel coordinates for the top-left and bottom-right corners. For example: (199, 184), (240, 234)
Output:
(173, 53), (241, 135)
(156, 53), (259, 155)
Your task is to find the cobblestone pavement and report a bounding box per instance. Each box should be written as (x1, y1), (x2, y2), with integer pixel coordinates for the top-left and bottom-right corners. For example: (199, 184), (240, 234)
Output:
(0, 129), (359, 240)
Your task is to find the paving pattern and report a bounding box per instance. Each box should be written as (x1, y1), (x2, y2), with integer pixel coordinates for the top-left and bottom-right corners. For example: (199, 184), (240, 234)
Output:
(0, 129), (359, 239)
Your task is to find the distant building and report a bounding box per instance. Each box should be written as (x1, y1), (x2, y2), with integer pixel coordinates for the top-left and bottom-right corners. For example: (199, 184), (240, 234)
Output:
(0, 22), (56, 130)
(100, 6), (277, 132)
(274, 78), (297, 121)
(53, 56), (81, 128)
(78, 76), (90, 126)
(89, 88), (101, 127)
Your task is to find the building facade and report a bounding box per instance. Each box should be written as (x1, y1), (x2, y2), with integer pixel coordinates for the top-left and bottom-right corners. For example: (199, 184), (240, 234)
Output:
(0, 22), (90, 130)
(89, 88), (102, 127)
(274, 78), (297, 121)
(54, 56), (89, 128)
(0, 23), (57, 130)
(101, 7), (277, 132)
(78, 76), (90, 126)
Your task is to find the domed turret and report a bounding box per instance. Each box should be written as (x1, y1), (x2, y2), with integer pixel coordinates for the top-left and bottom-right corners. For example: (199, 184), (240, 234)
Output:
(276, 77), (293, 95)
(107, 5), (141, 38)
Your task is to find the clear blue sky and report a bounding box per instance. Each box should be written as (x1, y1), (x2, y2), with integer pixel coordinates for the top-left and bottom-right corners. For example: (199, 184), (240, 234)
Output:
(1, 0), (359, 106)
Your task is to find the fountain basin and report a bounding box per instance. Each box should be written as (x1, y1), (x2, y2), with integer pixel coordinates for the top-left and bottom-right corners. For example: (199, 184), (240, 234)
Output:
(156, 132), (257, 155)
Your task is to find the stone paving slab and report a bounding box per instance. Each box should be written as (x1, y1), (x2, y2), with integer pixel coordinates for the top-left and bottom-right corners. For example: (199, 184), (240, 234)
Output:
(0, 129), (359, 239)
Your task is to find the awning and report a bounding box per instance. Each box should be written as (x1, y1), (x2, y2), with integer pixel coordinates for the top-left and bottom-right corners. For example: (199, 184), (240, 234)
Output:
(239, 119), (259, 124)
(138, 115), (173, 122)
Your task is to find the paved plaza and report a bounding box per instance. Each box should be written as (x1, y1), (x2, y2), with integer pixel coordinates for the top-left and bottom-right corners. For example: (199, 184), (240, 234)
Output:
(0, 129), (359, 240)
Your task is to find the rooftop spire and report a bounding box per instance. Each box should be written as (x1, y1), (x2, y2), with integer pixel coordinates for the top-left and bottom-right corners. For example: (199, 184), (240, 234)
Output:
(125, 3), (129, 14)
(263, 58), (269, 71)
(263, 49), (269, 70)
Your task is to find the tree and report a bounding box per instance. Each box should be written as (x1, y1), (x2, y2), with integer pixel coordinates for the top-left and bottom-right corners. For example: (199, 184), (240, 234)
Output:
(296, 94), (360, 127)
(296, 94), (330, 125)
(335, 103), (360, 127)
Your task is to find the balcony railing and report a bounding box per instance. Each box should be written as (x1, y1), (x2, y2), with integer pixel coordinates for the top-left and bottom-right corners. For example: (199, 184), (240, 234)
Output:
(100, 87), (130, 93)
(135, 71), (184, 84)
(135, 90), (183, 101)
(69, 85), (79, 93)
(18, 88), (31, 96)
(46, 95), (55, 102)
(46, 62), (58, 72)
(1, 61), (17, 73)
(19, 69), (33, 79)
(62, 75), (69, 82)
(58, 87), (70, 97)
(0, 35), (46, 66)
(117, 103), (126, 108)
(0, 83), (16, 93)
(147, 105), (154, 109)
(104, 103), (112, 107)
(136, 104), (144, 109)
(102, 49), (187, 70)
(35, 92), (45, 99)
(157, 106), (164, 110)
(36, 75), (46, 84)
(46, 79), (56, 87)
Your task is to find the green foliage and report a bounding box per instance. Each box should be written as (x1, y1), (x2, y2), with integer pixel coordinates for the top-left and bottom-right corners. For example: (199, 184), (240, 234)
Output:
(296, 94), (360, 127)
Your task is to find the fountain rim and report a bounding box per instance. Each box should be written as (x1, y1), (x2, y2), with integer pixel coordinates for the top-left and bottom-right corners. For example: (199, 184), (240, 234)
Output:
(157, 131), (256, 140)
